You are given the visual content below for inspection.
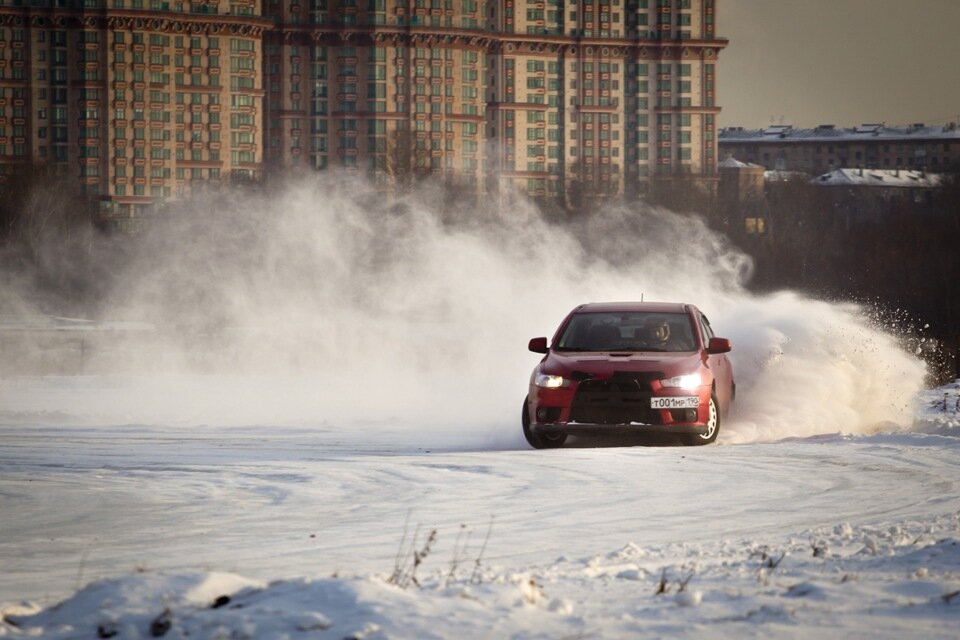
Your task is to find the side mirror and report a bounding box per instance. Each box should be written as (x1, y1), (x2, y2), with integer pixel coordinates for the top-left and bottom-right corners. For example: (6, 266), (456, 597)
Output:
(707, 337), (732, 354)
(528, 337), (548, 354)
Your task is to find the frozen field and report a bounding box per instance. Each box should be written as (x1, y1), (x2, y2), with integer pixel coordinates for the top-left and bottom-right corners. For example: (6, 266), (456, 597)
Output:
(1, 378), (959, 638)
(2, 182), (958, 636)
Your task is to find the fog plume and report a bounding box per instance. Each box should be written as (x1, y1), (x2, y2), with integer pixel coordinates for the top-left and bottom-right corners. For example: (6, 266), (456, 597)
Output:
(0, 175), (926, 445)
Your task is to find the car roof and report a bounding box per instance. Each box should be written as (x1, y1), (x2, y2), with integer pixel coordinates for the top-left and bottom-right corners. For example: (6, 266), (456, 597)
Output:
(572, 302), (692, 314)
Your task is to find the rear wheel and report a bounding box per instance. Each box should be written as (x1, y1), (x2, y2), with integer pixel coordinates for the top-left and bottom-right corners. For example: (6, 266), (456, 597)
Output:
(686, 393), (720, 446)
(522, 397), (567, 449)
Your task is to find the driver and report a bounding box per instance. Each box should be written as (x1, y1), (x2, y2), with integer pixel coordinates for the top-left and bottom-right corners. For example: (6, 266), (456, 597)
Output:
(642, 318), (671, 346)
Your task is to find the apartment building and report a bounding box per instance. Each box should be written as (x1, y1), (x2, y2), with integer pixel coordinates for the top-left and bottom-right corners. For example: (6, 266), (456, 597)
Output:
(0, 0), (726, 217)
(262, 0), (491, 195)
(719, 123), (960, 176)
(0, 0), (269, 226)
(484, 0), (723, 202)
(262, 0), (726, 201)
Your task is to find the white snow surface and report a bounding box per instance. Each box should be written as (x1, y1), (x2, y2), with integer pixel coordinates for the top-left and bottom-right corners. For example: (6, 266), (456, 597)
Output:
(2, 391), (960, 638)
(813, 168), (943, 188)
(2, 181), (959, 636)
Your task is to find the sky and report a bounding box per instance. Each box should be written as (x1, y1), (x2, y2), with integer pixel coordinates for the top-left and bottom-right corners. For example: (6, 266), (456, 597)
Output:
(718, 0), (960, 130)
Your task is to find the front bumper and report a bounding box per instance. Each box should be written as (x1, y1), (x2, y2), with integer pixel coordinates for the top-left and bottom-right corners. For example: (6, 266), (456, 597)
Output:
(531, 421), (709, 437)
(528, 373), (712, 435)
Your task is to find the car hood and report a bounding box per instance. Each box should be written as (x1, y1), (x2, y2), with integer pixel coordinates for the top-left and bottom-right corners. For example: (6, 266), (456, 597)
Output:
(541, 350), (703, 379)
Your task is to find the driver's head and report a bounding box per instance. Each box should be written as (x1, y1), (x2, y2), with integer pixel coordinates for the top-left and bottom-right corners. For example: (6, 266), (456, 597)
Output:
(644, 319), (671, 343)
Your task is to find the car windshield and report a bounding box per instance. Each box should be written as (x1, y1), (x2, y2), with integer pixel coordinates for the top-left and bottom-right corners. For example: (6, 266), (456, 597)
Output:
(555, 312), (697, 353)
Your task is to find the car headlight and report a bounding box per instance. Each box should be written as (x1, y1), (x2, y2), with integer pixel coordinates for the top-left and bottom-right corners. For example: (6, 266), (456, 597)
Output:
(535, 373), (570, 388)
(660, 372), (703, 390)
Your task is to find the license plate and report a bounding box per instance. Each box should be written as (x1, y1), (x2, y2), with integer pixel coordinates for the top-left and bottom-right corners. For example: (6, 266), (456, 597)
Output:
(650, 396), (699, 409)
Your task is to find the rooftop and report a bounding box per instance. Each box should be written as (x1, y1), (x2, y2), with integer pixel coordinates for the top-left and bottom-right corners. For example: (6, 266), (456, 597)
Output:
(574, 302), (691, 314)
(718, 157), (763, 169)
(719, 123), (960, 143)
(812, 168), (944, 188)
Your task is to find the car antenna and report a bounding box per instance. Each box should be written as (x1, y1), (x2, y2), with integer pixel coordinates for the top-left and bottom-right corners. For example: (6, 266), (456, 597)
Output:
(641, 293), (644, 302)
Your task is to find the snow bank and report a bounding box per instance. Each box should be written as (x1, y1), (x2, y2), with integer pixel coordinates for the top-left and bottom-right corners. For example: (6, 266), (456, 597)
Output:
(5, 513), (958, 639)
(914, 379), (960, 435)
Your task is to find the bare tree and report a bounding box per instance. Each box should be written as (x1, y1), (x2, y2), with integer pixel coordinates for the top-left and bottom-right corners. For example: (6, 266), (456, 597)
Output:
(0, 162), (110, 312)
(385, 123), (422, 196)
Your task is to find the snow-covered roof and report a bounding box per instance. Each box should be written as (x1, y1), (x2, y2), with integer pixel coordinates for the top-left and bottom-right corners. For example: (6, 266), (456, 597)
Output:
(720, 123), (960, 143)
(812, 168), (944, 188)
(718, 156), (762, 169)
(764, 170), (807, 182)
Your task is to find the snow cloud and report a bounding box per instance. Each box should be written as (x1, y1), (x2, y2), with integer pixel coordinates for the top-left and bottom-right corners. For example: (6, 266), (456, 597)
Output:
(0, 174), (927, 444)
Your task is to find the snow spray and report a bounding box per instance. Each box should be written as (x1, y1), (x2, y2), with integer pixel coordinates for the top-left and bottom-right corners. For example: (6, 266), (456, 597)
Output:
(0, 174), (926, 445)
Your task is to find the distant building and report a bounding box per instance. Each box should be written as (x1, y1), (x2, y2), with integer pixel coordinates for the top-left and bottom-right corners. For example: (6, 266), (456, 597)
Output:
(262, 0), (495, 198)
(717, 156), (762, 202)
(719, 123), (960, 175)
(716, 156), (766, 234)
(265, 0), (728, 204)
(0, 0), (729, 220)
(811, 168), (943, 224)
(0, 1), (269, 226)
(717, 159), (947, 235)
(812, 167), (943, 192)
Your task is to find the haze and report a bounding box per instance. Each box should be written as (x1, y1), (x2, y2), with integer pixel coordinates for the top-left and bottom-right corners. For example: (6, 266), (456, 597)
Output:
(0, 174), (925, 443)
(719, 0), (960, 129)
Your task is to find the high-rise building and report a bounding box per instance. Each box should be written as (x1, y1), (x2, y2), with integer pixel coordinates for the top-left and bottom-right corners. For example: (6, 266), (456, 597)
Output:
(262, 0), (493, 197)
(484, 0), (724, 203)
(265, 0), (726, 202)
(0, 1), (269, 227)
(0, 0), (726, 218)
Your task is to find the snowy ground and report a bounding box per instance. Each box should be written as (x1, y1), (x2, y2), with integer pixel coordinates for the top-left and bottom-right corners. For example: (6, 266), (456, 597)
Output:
(1, 378), (959, 638)
(1, 188), (958, 636)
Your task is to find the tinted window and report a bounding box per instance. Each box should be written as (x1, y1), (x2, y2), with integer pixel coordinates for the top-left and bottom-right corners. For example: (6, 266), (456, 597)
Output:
(557, 312), (697, 352)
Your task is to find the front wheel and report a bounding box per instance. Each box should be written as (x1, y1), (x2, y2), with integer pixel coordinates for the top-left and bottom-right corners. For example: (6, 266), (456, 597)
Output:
(522, 397), (567, 449)
(686, 393), (720, 446)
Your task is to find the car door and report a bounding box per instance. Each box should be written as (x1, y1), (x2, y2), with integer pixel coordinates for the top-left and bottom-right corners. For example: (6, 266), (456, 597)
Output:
(698, 312), (733, 408)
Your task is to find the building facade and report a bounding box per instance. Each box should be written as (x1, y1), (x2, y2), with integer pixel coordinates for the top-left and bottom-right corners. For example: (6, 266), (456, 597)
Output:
(0, 0), (727, 217)
(262, 0), (493, 196)
(0, 0), (270, 225)
(484, 0), (723, 203)
(263, 0), (726, 202)
(719, 123), (960, 176)
(0, 1), (270, 224)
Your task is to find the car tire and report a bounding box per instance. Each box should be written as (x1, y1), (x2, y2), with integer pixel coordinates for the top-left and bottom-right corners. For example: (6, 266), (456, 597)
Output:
(522, 397), (567, 449)
(725, 381), (736, 418)
(686, 392), (720, 446)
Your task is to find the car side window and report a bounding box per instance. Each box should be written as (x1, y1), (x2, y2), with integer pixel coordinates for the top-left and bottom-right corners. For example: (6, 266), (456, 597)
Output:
(699, 313), (714, 342)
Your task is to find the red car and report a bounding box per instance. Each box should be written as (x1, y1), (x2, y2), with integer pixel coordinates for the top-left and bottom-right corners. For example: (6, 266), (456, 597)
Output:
(523, 302), (735, 448)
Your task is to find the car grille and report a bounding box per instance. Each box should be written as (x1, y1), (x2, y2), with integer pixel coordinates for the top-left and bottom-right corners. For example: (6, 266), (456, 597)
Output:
(569, 372), (664, 425)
